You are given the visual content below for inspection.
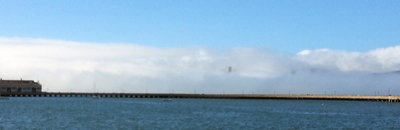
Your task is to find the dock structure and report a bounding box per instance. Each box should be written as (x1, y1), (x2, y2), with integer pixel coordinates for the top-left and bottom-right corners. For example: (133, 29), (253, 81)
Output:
(0, 79), (42, 93)
(1, 92), (400, 103)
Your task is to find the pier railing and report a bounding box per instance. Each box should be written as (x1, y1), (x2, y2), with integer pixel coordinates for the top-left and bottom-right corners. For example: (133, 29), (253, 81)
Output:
(1, 92), (399, 103)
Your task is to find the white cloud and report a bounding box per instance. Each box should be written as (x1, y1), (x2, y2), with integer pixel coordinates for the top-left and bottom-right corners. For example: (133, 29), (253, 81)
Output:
(295, 46), (400, 73)
(1, 37), (399, 95)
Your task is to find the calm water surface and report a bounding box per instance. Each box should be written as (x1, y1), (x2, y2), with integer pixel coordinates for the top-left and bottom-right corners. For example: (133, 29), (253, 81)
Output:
(0, 97), (399, 129)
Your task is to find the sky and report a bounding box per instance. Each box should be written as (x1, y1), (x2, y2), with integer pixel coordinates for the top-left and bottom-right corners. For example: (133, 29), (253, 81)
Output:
(0, 0), (399, 95)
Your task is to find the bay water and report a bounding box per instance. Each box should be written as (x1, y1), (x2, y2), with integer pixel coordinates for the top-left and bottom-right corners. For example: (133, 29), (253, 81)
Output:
(0, 97), (399, 129)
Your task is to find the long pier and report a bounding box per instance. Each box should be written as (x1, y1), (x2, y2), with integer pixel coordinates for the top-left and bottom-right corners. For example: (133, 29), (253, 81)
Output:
(2, 92), (400, 103)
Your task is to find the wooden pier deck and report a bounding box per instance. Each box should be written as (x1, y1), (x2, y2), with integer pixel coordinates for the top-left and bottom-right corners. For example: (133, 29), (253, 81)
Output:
(2, 92), (400, 103)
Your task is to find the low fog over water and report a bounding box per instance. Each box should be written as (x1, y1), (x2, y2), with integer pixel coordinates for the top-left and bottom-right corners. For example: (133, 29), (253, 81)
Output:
(1, 37), (399, 95)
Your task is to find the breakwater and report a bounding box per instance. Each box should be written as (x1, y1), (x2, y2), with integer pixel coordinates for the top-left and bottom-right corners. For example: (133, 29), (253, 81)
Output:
(2, 92), (400, 103)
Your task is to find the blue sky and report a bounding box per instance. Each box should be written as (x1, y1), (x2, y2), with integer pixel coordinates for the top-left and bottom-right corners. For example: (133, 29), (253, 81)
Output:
(1, 0), (399, 53)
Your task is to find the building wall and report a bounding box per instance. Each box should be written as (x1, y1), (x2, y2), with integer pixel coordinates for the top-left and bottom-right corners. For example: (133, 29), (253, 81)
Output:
(0, 79), (42, 93)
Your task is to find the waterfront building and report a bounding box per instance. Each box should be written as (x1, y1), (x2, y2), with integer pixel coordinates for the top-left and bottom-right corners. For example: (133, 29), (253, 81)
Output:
(0, 79), (42, 93)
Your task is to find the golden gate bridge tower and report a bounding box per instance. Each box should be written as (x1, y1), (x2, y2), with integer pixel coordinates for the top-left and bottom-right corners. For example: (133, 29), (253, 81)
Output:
(223, 66), (235, 73)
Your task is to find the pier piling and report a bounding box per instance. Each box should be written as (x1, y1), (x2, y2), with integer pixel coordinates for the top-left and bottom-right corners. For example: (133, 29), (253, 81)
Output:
(1, 92), (399, 103)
